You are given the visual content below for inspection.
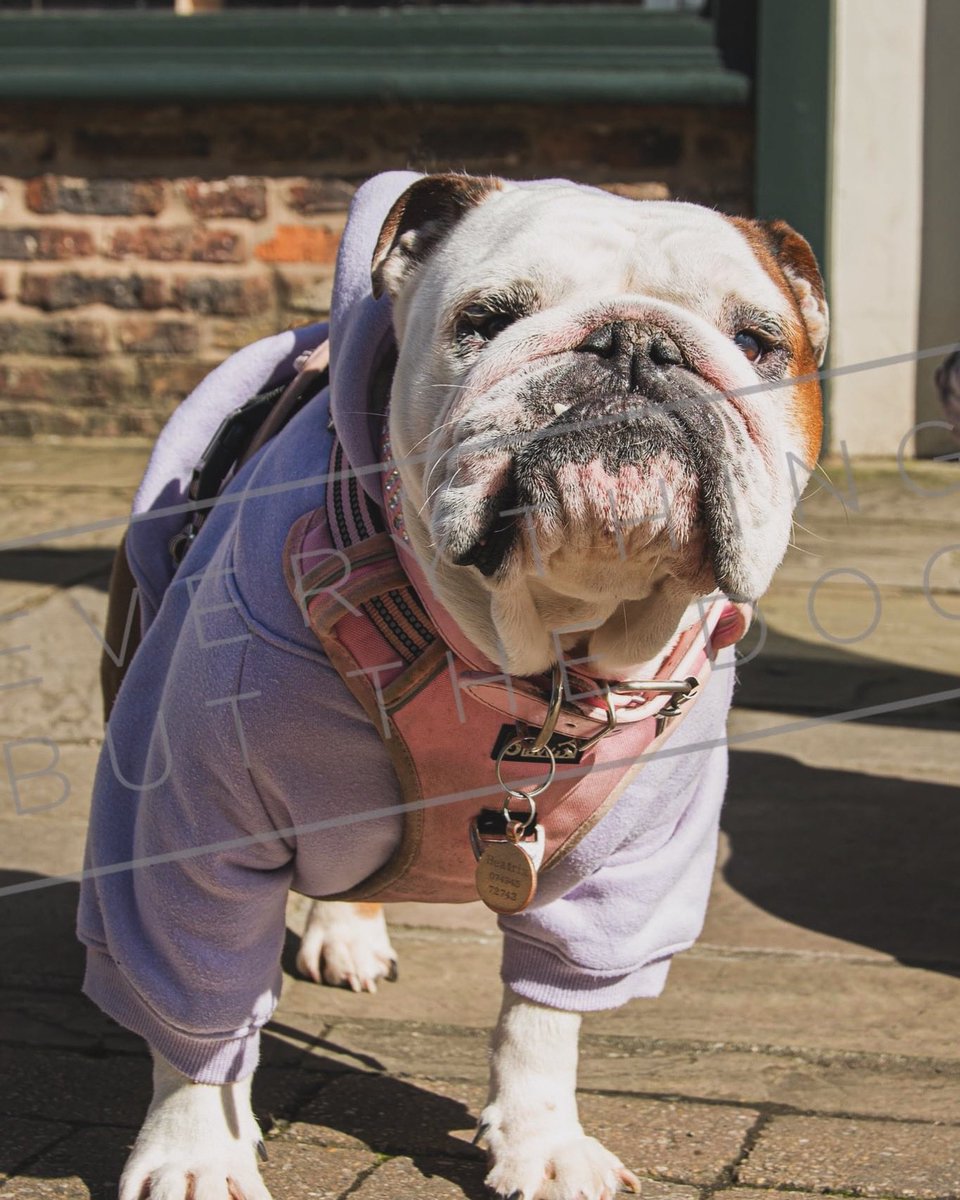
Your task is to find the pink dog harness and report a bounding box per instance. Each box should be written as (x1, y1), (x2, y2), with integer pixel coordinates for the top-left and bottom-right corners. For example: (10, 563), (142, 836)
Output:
(284, 426), (746, 909)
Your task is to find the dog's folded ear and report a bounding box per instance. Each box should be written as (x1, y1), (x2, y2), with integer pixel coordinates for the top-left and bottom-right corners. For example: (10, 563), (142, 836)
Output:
(371, 173), (502, 301)
(742, 218), (830, 367)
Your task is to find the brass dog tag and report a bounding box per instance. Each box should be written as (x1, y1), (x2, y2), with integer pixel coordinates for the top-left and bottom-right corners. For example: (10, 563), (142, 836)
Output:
(475, 837), (538, 915)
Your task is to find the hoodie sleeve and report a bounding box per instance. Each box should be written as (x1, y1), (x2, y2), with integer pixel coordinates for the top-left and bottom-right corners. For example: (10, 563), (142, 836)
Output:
(78, 543), (297, 1085)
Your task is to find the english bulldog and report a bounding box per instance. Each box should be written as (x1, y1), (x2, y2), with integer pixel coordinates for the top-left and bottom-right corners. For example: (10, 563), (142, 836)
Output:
(101, 173), (827, 1200)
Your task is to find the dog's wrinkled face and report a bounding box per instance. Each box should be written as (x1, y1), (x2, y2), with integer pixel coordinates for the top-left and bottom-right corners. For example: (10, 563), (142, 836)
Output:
(374, 175), (827, 676)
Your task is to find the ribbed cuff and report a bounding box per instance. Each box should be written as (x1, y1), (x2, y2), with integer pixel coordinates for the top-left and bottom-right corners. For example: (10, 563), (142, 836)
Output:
(83, 948), (262, 1084)
(500, 935), (672, 1011)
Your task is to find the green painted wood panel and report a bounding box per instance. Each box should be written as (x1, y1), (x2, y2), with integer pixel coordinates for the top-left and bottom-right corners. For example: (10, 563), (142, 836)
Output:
(0, 8), (751, 102)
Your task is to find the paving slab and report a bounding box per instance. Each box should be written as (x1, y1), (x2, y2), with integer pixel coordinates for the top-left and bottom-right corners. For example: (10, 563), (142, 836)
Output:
(277, 931), (503, 1029)
(0, 584), (109, 742)
(0, 441), (150, 494)
(592, 949), (960, 1062)
(574, 1093), (758, 1185)
(256, 1143), (376, 1200)
(738, 588), (960, 714)
(286, 1070), (760, 1186)
(0, 490), (129, 556)
(285, 1072), (488, 1159)
(0, 880), (87, 991)
(347, 1155), (491, 1200)
(0, 1126), (133, 1200)
(0, 743), (97, 876)
(714, 727), (960, 969)
(312, 1018), (960, 1125)
(0, 993), (144, 1057)
(737, 1113), (960, 1198)
(0, 1120), (73, 1184)
(0, 1046), (151, 1128)
(718, 1189), (880, 1200)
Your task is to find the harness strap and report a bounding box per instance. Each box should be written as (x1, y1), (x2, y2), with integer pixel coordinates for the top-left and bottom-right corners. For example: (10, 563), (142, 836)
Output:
(288, 429), (744, 901)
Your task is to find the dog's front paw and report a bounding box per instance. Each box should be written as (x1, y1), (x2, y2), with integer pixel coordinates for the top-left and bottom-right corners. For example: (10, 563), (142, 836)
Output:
(120, 1146), (270, 1200)
(479, 1106), (641, 1200)
(296, 900), (398, 993)
(121, 1059), (270, 1200)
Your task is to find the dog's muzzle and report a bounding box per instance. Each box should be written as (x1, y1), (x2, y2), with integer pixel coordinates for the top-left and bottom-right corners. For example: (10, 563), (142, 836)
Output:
(446, 318), (719, 579)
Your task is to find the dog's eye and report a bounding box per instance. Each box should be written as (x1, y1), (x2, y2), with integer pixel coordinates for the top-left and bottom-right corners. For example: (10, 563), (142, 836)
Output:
(733, 331), (765, 363)
(457, 304), (518, 343)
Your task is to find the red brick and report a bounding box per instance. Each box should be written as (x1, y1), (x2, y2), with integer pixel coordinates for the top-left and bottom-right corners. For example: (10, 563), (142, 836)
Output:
(0, 317), (110, 357)
(137, 358), (213, 406)
(208, 317), (285, 352)
(0, 360), (136, 408)
(0, 403), (170, 438)
(181, 176), (267, 220)
(284, 178), (356, 215)
(26, 175), (165, 216)
(0, 128), (55, 172)
(255, 224), (340, 265)
(3, 409), (40, 436)
(416, 121), (531, 162)
(19, 272), (167, 311)
(117, 317), (200, 355)
(106, 225), (245, 264)
(173, 274), (273, 317)
(0, 227), (96, 261)
(75, 126), (210, 160)
(276, 267), (333, 317)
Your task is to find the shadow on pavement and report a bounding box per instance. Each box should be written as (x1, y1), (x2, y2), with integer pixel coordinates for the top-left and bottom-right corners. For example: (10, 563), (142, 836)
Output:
(0, 547), (115, 593)
(0, 871), (487, 1200)
(735, 625), (960, 731)
(724, 750), (960, 975)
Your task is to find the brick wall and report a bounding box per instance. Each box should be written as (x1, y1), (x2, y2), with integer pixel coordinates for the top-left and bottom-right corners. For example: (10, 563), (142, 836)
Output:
(0, 100), (752, 437)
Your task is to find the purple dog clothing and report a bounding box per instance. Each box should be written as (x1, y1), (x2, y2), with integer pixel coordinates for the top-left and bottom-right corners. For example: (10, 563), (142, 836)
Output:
(78, 172), (736, 1084)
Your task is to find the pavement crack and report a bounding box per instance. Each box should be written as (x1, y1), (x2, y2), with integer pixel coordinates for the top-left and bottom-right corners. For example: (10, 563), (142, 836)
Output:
(335, 1155), (395, 1200)
(715, 1108), (770, 1191)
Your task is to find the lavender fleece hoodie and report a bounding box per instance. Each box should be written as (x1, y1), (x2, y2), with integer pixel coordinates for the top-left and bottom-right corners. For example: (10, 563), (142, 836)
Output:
(78, 173), (735, 1085)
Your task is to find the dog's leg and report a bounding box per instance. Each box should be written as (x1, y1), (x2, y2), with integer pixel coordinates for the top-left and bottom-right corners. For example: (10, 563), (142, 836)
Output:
(120, 1051), (270, 1200)
(480, 987), (641, 1200)
(296, 900), (398, 992)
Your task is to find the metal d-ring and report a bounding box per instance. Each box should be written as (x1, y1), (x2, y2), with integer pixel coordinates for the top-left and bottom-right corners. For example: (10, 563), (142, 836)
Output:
(495, 739), (557, 833)
(608, 677), (698, 696)
(529, 663), (564, 753)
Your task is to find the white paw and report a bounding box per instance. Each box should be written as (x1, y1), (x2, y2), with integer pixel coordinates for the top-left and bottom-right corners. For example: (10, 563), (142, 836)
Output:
(296, 901), (398, 993)
(119, 1144), (270, 1200)
(120, 1086), (270, 1200)
(478, 1105), (641, 1200)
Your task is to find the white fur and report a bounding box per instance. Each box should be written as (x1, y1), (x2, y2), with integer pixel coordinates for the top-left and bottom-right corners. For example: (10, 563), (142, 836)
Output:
(296, 900), (397, 992)
(480, 988), (641, 1200)
(120, 1053), (270, 1200)
(387, 185), (820, 675)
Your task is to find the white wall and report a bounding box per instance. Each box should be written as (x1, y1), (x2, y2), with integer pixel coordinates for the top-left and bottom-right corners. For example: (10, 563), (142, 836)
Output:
(827, 0), (926, 456)
(915, 0), (960, 458)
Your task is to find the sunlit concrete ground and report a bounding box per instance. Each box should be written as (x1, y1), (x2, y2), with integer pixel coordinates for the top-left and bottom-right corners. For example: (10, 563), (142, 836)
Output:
(1, 441), (959, 1199)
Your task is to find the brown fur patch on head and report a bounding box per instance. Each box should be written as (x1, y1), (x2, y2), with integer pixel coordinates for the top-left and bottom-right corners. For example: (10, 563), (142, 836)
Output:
(352, 902), (384, 919)
(729, 216), (828, 465)
(371, 173), (502, 301)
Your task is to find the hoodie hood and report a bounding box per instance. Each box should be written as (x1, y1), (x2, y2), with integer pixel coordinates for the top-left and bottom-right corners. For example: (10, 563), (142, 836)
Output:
(327, 171), (419, 503)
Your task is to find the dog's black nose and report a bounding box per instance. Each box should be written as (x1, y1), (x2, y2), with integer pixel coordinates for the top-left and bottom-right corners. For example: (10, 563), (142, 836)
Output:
(575, 321), (684, 390)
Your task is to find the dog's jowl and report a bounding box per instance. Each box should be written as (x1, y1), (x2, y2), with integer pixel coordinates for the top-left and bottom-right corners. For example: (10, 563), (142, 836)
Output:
(80, 172), (826, 1200)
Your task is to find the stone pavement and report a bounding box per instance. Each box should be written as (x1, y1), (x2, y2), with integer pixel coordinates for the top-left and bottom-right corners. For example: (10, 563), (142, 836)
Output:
(0, 440), (959, 1200)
